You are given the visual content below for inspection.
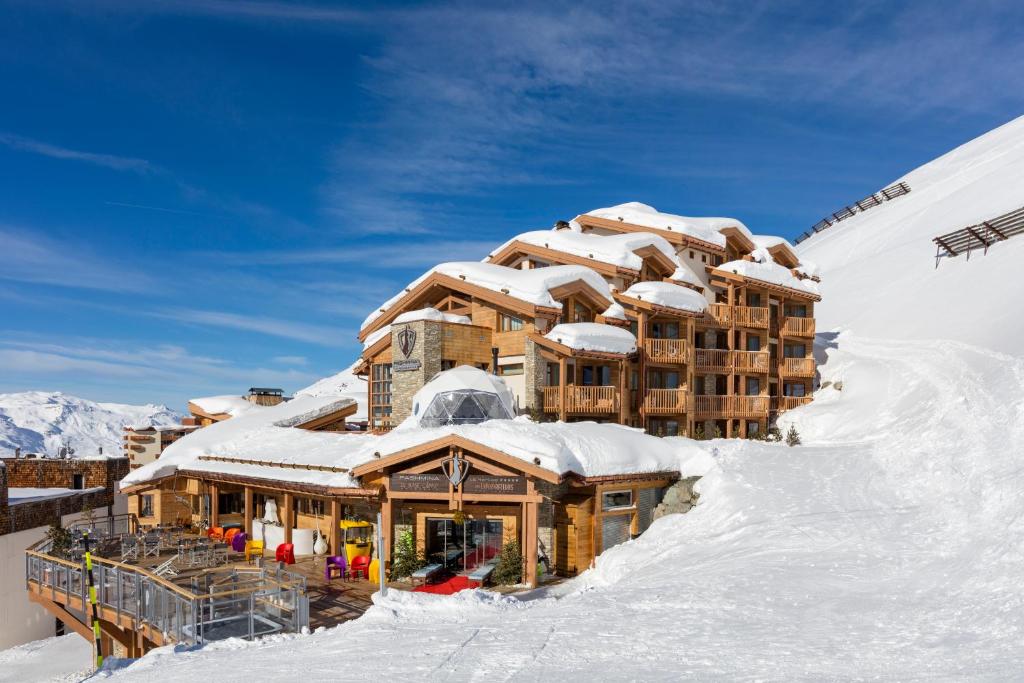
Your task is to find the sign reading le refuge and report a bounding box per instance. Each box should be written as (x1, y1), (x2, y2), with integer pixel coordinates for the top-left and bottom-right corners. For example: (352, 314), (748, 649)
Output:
(390, 473), (527, 495)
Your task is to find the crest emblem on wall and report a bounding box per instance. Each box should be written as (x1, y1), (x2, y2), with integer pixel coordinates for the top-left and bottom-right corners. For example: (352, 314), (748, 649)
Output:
(397, 326), (417, 358)
(441, 453), (471, 487)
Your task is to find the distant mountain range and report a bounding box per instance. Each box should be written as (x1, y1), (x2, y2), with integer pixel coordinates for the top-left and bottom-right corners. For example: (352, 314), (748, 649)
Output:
(0, 391), (181, 458)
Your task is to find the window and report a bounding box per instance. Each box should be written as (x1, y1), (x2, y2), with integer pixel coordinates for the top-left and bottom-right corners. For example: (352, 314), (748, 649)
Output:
(746, 377), (761, 395)
(546, 363), (560, 386)
(786, 304), (808, 318)
(649, 419), (680, 437)
(582, 365), (611, 386)
(370, 363), (393, 424)
(72, 473), (84, 490)
(602, 490), (634, 511)
(747, 422), (761, 436)
(650, 321), (679, 339)
(747, 293), (762, 307)
(689, 250), (695, 259)
(499, 313), (523, 332)
(499, 363), (523, 376)
(785, 383), (807, 397)
(701, 254), (708, 263)
(572, 303), (592, 323)
(712, 255), (722, 266)
(784, 344), (806, 358)
(140, 495), (154, 518)
(746, 336), (761, 351)
(441, 359), (456, 371)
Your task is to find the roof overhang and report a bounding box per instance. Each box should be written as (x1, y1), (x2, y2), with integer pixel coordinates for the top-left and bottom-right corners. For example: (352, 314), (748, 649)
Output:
(186, 402), (233, 423)
(487, 240), (634, 279)
(574, 213), (727, 255)
(767, 243), (800, 268)
(527, 332), (633, 361)
(719, 226), (756, 253)
(709, 267), (821, 302)
(613, 292), (706, 319)
(295, 402), (359, 430)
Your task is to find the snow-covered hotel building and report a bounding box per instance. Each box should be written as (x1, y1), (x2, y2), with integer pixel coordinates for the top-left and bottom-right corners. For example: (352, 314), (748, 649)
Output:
(357, 202), (820, 439)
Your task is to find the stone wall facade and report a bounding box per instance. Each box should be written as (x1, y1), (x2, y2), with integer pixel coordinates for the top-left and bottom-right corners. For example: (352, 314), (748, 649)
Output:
(536, 480), (569, 569)
(390, 320), (445, 423)
(523, 339), (546, 415)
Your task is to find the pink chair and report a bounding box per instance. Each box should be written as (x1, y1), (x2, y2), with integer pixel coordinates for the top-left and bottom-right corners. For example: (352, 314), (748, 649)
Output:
(275, 543), (295, 565)
(325, 555), (347, 582)
(350, 555), (371, 580)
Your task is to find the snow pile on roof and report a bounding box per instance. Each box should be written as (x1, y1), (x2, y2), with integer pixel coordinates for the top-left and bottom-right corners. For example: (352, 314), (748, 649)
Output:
(668, 263), (703, 287)
(296, 361), (368, 422)
(0, 391), (180, 458)
(411, 366), (514, 427)
(581, 202), (744, 247)
(600, 302), (628, 321)
(544, 323), (637, 354)
(362, 262), (613, 331)
(621, 281), (708, 314)
(363, 308), (472, 349)
(491, 228), (681, 272)
(798, 114), (1024, 353)
(189, 394), (258, 418)
(717, 248), (820, 296)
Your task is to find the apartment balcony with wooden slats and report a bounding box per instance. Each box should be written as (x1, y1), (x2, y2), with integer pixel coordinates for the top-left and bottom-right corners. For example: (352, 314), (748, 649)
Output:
(643, 388), (689, 415)
(693, 395), (771, 419)
(542, 386), (620, 414)
(781, 316), (816, 337)
(780, 357), (816, 377)
(773, 396), (813, 411)
(732, 306), (769, 329)
(643, 338), (690, 364)
(695, 348), (732, 372)
(732, 350), (770, 373)
(706, 303), (732, 326)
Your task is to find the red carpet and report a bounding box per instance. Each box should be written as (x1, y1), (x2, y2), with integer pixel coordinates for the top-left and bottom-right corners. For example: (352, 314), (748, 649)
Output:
(412, 575), (477, 594)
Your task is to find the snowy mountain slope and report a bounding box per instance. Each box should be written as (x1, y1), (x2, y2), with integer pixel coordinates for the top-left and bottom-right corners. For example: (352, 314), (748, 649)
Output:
(798, 115), (1024, 355)
(295, 361), (367, 422)
(0, 391), (180, 458)
(102, 337), (1024, 680)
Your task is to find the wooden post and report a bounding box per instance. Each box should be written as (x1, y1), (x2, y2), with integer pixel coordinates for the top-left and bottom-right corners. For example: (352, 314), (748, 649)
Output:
(381, 492), (393, 572)
(558, 356), (567, 422)
(243, 486), (253, 538)
(209, 482), (219, 528)
(283, 493), (293, 545)
(619, 359), (629, 425)
(727, 284), (735, 439)
(687, 317), (696, 437)
(637, 310), (647, 428)
(525, 499), (539, 588)
(330, 498), (341, 556)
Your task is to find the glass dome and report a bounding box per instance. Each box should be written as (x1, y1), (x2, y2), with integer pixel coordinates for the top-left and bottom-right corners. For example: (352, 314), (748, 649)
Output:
(417, 389), (513, 428)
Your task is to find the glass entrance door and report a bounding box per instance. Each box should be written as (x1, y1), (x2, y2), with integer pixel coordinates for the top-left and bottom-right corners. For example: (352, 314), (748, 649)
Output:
(426, 518), (504, 573)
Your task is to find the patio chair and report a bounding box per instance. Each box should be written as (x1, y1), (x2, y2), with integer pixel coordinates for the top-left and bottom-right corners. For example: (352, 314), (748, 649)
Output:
(207, 526), (225, 541)
(224, 528), (240, 546)
(120, 537), (138, 562)
(143, 534), (161, 558)
(275, 543), (295, 565)
(325, 555), (347, 582)
(350, 555), (371, 580)
(245, 539), (264, 564)
(231, 531), (248, 553)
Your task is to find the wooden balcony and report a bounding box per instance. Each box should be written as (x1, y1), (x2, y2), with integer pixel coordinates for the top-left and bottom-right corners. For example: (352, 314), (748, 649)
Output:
(781, 317), (816, 337)
(542, 386), (619, 414)
(774, 396), (813, 411)
(780, 357), (816, 377)
(643, 388), (689, 415)
(695, 348), (731, 372)
(706, 303), (732, 326)
(732, 350), (770, 373)
(733, 306), (769, 329)
(643, 338), (690, 364)
(693, 395), (770, 418)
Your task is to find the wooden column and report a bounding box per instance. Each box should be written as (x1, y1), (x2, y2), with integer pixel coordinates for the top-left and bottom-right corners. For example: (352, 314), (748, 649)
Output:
(243, 486), (253, 537)
(637, 310), (647, 428)
(558, 357), (567, 422)
(618, 359), (629, 425)
(524, 498), (539, 588)
(209, 482), (219, 528)
(727, 284), (736, 438)
(330, 498), (342, 556)
(283, 493), (293, 544)
(687, 316), (696, 437)
(381, 492), (393, 571)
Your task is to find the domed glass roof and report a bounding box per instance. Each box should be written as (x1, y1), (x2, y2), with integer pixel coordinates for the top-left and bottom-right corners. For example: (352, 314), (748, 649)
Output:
(417, 389), (513, 428)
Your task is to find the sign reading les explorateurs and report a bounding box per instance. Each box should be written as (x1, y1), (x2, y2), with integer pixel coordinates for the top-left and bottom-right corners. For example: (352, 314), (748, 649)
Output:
(463, 475), (527, 496)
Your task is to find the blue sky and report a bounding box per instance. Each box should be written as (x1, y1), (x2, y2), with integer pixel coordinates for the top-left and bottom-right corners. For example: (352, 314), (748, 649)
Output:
(2, 0), (1023, 410)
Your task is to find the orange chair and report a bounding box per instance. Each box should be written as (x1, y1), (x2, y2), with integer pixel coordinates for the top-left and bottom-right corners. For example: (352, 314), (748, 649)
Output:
(350, 554), (371, 580)
(224, 528), (240, 545)
(207, 526), (225, 541)
(275, 543), (295, 565)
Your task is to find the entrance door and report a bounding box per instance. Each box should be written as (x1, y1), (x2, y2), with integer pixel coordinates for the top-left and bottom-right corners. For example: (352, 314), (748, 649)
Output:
(426, 518), (504, 573)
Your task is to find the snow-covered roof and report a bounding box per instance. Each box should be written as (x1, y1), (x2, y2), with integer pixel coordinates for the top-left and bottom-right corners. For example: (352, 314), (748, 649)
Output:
(751, 234), (789, 250)
(490, 228), (681, 272)
(544, 323), (637, 354)
(411, 366), (515, 427)
(717, 248), (820, 297)
(621, 281), (709, 314)
(361, 262), (613, 332)
(600, 302), (628, 321)
(581, 202), (746, 248)
(363, 308), (472, 349)
(7, 486), (105, 505)
(188, 395), (257, 418)
(296, 361), (369, 423)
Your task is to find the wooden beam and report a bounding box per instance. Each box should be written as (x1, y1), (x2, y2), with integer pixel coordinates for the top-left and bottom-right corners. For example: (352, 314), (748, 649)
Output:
(243, 486), (253, 538)
(209, 482), (219, 528)
(330, 498), (342, 556)
(559, 356), (567, 423)
(283, 492), (293, 545)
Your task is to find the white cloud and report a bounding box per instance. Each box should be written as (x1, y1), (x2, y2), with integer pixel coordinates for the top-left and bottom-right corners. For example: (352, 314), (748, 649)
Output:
(157, 308), (349, 346)
(0, 133), (154, 173)
(272, 355), (308, 365)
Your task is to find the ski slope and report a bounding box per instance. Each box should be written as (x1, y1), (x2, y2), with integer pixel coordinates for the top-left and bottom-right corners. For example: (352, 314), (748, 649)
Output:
(799, 115), (1024, 356)
(97, 119), (1024, 680)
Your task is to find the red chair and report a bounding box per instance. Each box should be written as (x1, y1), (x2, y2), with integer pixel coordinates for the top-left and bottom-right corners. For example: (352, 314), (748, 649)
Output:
(207, 526), (224, 541)
(350, 555), (371, 580)
(275, 543), (295, 565)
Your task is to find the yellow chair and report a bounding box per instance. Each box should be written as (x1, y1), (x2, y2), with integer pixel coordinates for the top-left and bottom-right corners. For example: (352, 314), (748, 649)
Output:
(245, 539), (264, 564)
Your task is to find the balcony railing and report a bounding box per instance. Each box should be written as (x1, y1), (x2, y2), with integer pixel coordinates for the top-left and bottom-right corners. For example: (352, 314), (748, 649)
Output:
(706, 303), (732, 325)
(643, 338), (690, 364)
(781, 357), (816, 377)
(542, 386), (619, 414)
(781, 317), (816, 337)
(733, 306), (769, 329)
(773, 396), (813, 411)
(693, 395), (771, 418)
(695, 349), (731, 372)
(732, 350), (770, 373)
(643, 388), (689, 415)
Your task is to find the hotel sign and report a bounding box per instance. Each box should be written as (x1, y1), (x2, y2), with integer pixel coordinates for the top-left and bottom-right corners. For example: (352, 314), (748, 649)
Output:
(390, 473), (527, 496)
(393, 359), (421, 372)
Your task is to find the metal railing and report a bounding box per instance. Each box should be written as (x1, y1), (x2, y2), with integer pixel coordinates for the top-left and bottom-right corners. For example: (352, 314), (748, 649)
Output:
(795, 181), (911, 244)
(25, 538), (308, 648)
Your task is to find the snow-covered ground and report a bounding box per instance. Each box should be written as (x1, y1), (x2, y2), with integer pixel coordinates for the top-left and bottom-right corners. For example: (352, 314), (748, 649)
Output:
(0, 391), (180, 458)
(90, 118), (1024, 681)
(0, 635), (92, 683)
